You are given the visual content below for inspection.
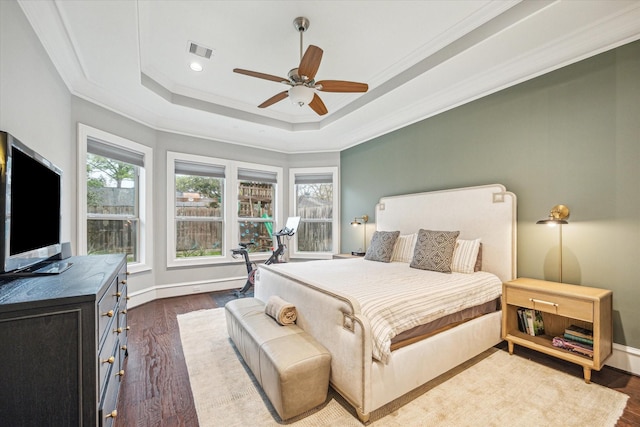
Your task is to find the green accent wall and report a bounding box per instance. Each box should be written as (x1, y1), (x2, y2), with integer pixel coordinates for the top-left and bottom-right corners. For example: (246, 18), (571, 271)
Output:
(341, 40), (640, 348)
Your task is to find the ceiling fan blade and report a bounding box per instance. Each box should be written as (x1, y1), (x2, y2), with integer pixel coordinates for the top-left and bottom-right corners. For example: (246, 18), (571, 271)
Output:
(316, 80), (368, 93)
(258, 91), (289, 108)
(298, 45), (323, 81)
(233, 68), (289, 84)
(308, 93), (328, 116)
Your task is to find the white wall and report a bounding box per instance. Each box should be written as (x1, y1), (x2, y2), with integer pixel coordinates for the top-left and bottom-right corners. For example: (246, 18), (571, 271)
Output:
(0, 0), (74, 248)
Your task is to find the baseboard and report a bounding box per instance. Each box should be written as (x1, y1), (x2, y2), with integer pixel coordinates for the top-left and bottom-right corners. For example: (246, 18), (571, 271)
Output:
(128, 277), (246, 309)
(607, 343), (640, 376)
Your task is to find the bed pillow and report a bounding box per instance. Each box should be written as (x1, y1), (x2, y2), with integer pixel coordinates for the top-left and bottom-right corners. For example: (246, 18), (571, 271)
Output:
(390, 233), (418, 263)
(410, 229), (460, 273)
(475, 243), (483, 272)
(364, 230), (400, 262)
(451, 238), (481, 274)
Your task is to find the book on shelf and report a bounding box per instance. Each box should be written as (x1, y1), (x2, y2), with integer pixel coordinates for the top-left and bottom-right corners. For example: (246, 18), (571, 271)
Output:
(533, 310), (545, 336)
(565, 324), (593, 340)
(563, 332), (594, 346)
(517, 308), (545, 336)
(552, 336), (594, 358)
(516, 308), (528, 334)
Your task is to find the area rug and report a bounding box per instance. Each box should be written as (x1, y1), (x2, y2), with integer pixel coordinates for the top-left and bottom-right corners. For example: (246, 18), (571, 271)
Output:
(177, 308), (628, 426)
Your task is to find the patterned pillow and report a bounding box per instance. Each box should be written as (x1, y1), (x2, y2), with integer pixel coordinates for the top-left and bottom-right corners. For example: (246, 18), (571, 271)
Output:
(364, 231), (400, 262)
(410, 229), (460, 273)
(390, 233), (418, 263)
(451, 238), (481, 274)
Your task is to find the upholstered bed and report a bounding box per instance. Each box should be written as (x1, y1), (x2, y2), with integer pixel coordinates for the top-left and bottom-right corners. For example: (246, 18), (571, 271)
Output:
(254, 184), (516, 422)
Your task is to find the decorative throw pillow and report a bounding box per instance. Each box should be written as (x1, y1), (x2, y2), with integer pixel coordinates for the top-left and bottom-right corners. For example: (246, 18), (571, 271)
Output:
(410, 229), (460, 273)
(390, 233), (418, 263)
(364, 231), (400, 262)
(451, 238), (481, 274)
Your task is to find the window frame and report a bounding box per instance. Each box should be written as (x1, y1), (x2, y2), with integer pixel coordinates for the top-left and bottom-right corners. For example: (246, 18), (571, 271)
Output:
(78, 123), (153, 274)
(289, 167), (339, 259)
(167, 152), (283, 267)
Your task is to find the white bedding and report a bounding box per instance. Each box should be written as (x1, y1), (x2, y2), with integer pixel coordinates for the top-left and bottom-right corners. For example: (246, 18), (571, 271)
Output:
(261, 258), (502, 364)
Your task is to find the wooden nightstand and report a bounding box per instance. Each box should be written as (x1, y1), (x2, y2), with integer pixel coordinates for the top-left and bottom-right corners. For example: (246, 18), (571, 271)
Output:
(502, 278), (613, 383)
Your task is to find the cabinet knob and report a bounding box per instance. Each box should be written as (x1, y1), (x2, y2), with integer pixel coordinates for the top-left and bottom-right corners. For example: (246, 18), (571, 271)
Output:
(115, 369), (125, 377)
(105, 410), (117, 419)
(121, 345), (127, 351)
(101, 356), (115, 365)
(121, 309), (127, 315)
(120, 279), (127, 285)
(114, 291), (122, 298)
(102, 310), (114, 318)
(114, 327), (123, 334)
(125, 326), (131, 331)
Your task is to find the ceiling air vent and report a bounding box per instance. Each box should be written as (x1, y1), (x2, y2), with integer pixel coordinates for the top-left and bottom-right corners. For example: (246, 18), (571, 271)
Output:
(188, 41), (213, 59)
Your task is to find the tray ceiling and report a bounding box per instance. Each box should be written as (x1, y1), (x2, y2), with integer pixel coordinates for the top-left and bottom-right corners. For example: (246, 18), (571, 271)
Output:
(18, 1), (640, 153)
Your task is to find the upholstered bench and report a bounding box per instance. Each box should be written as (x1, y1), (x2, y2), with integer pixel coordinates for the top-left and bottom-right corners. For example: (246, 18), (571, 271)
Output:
(225, 297), (331, 421)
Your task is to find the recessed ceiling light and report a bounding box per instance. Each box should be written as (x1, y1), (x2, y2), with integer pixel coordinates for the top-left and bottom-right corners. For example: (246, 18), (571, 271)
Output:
(190, 62), (203, 72)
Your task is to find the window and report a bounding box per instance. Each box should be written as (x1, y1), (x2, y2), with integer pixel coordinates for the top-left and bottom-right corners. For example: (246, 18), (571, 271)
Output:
(78, 124), (152, 273)
(237, 169), (277, 253)
(289, 167), (339, 258)
(174, 160), (225, 259)
(168, 153), (283, 266)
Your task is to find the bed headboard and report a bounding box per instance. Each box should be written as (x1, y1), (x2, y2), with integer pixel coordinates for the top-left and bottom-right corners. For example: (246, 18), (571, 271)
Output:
(375, 184), (516, 283)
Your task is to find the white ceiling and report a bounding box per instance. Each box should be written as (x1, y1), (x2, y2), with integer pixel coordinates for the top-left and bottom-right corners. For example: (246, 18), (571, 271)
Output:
(18, 1), (640, 154)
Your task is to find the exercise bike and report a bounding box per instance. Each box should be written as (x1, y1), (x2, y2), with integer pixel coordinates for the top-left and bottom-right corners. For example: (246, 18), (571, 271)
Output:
(231, 217), (300, 297)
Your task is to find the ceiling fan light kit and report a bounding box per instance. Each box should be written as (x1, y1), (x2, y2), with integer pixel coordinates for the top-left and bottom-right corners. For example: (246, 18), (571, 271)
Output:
(233, 16), (368, 116)
(288, 85), (314, 106)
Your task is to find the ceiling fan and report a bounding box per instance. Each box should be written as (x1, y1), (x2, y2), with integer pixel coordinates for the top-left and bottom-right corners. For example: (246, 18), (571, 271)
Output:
(233, 17), (368, 116)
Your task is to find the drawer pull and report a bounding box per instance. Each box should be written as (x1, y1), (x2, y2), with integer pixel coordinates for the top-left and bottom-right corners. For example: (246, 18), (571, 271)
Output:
(529, 298), (558, 307)
(105, 410), (117, 419)
(115, 369), (125, 377)
(101, 356), (115, 365)
(102, 310), (114, 318)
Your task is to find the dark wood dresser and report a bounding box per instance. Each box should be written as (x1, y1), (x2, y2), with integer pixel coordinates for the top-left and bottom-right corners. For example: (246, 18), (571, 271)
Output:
(0, 254), (128, 426)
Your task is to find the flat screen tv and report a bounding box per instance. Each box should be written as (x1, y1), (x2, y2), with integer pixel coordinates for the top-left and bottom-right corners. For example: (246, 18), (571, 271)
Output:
(0, 131), (64, 274)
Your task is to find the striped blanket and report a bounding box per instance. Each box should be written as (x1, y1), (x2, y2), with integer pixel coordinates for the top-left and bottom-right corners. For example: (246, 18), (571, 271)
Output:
(262, 258), (502, 364)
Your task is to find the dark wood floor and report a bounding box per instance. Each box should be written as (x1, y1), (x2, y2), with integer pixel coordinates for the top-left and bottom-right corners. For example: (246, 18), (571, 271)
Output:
(116, 291), (640, 426)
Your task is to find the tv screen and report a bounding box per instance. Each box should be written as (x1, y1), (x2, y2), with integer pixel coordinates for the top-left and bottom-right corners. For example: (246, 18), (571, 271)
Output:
(1, 131), (62, 274)
(10, 148), (61, 255)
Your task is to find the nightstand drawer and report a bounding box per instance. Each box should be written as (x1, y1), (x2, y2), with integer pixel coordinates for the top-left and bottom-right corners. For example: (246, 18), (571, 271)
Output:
(505, 287), (593, 322)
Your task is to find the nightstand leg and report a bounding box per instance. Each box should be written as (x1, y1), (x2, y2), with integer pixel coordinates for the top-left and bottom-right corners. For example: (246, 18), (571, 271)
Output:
(507, 341), (514, 355)
(583, 366), (591, 384)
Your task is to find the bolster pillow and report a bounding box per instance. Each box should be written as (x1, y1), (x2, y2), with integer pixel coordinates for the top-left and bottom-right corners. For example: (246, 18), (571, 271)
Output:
(265, 295), (297, 325)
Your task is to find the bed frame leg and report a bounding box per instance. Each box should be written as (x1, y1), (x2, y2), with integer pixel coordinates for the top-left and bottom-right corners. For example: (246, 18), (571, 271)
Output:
(357, 409), (370, 423)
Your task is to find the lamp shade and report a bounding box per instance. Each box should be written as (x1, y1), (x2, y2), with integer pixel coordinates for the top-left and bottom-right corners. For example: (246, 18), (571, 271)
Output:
(536, 204), (570, 225)
(288, 85), (314, 106)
